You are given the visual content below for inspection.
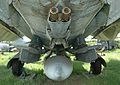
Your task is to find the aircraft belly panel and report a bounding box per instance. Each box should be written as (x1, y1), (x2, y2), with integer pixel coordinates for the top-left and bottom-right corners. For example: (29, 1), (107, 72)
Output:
(0, 0), (10, 24)
(0, 0), (109, 81)
(9, 6), (32, 39)
(12, 0), (104, 42)
(107, 0), (120, 25)
(83, 4), (110, 38)
(68, 0), (104, 40)
(13, 0), (49, 41)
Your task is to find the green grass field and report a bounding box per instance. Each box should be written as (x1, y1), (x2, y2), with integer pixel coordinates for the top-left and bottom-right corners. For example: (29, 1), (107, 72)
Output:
(0, 49), (120, 85)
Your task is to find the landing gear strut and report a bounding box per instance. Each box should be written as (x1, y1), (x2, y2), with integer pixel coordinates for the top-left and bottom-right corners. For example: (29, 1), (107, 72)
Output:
(7, 35), (44, 77)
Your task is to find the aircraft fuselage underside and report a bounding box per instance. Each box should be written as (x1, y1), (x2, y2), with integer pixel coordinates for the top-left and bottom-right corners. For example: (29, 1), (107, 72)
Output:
(4, 0), (108, 81)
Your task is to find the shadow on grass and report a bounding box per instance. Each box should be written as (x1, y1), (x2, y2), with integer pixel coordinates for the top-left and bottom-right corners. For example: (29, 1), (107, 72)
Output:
(0, 55), (120, 85)
(85, 59), (120, 85)
(0, 60), (87, 85)
(0, 64), (48, 85)
(102, 59), (120, 84)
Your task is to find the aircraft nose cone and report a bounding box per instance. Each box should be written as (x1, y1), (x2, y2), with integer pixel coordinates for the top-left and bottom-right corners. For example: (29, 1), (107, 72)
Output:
(44, 55), (73, 81)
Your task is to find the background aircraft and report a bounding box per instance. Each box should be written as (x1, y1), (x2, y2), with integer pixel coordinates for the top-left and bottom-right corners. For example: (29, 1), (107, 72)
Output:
(0, 43), (10, 54)
(0, 0), (119, 81)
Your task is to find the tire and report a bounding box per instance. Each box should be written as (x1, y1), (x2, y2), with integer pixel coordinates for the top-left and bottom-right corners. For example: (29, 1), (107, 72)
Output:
(11, 59), (24, 77)
(90, 57), (106, 75)
(90, 60), (102, 75)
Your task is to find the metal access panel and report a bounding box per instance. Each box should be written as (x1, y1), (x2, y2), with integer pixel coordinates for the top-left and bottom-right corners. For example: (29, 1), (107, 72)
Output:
(107, 0), (120, 25)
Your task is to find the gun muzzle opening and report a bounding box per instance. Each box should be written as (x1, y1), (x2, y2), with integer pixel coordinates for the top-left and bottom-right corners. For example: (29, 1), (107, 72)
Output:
(49, 7), (59, 21)
(62, 7), (71, 21)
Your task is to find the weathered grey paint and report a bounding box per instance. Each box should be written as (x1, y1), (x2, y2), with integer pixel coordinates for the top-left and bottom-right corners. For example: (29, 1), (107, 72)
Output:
(106, 0), (120, 25)
(0, 0), (120, 43)
(0, 0), (32, 41)
(93, 0), (120, 40)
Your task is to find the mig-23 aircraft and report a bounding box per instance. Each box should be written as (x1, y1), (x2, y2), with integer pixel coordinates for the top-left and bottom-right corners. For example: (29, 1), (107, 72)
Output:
(0, 0), (120, 81)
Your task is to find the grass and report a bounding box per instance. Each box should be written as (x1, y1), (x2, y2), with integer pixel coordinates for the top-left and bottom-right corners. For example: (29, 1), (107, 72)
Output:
(0, 49), (120, 85)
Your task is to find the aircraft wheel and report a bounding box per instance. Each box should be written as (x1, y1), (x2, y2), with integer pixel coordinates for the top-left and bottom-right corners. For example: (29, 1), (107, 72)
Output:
(12, 59), (24, 76)
(7, 58), (24, 77)
(90, 57), (106, 75)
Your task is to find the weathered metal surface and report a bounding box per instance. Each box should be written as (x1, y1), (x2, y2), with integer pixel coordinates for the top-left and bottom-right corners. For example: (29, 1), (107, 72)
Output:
(0, 0), (120, 41)
(19, 48), (40, 63)
(9, 5), (32, 39)
(0, 0), (10, 24)
(12, 0), (104, 42)
(83, 4), (110, 38)
(95, 19), (120, 40)
(0, 23), (19, 41)
(106, 0), (120, 26)
(93, 0), (120, 40)
(76, 49), (98, 63)
(0, 0), (32, 40)
(44, 55), (73, 81)
(0, 0), (112, 81)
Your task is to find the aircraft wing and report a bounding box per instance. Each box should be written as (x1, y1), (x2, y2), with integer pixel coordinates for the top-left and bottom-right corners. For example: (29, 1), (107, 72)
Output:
(0, 0), (32, 41)
(93, 0), (120, 40)
(0, 21), (22, 41)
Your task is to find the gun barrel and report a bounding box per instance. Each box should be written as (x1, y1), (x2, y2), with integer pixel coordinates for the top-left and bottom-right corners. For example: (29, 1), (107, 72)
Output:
(62, 7), (71, 21)
(49, 7), (59, 21)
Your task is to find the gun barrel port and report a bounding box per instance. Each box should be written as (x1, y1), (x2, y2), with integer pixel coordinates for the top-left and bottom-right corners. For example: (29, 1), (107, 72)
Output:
(62, 7), (71, 21)
(50, 7), (59, 21)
